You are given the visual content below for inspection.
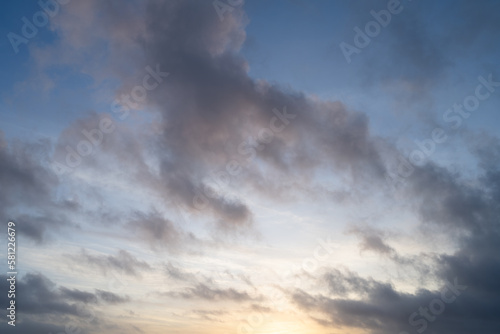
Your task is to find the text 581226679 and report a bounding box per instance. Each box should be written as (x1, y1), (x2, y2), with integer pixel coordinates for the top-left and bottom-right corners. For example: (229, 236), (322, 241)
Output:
(7, 221), (16, 327)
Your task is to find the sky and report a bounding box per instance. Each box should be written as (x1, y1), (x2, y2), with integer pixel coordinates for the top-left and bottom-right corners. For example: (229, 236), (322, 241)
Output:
(1, 0), (500, 333)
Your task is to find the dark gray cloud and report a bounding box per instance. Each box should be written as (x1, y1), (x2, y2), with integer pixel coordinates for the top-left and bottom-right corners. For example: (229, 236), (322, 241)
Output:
(292, 269), (499, 334)
(66, 249), (152, 277)
(127, 210), (183, 251)
(0, 131), (79, 243)
(1, 272), (80, 316)
(166, 283), (255, 302)
(0, 319), (85, 334)
(56, 286), (130, 305)
(164, 262), (198, 282)
(0, 273), (130, 312)
(0, 272), (129, 334)
(348, 226), (395, 255)
(323, 268), (389, 297)
(290, 136), (500, 333)
(59, 286), (98, 304)
(0, 133), (56, 212)
(95, 289), (130, 304)
(291, 272), (468, 333)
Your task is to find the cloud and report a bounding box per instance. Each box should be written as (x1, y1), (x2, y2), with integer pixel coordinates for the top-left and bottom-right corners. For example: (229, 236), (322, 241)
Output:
(59, 287), (98, 304)
(288, 135), (500, 333)
(0, 133), (56, 211)
(125, 209), (202, 251)
(0, 319), (85, 334)
(348, 226), (396, 255)
(1, 272), (80, 316)
(8, 1), (500, 333)
(322, 268), (390, 298)
(164, 262), (198, 282)
(0, 272), (130, 334)
(0, 131), (78, 243)
(95, 289), (130, 304)
(42, 0), (394, 237)
(165, 283), (255, 302)
(66, 249), (152, 277)
(0, 273), (130, 313)
(191, 309), (228, 322)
